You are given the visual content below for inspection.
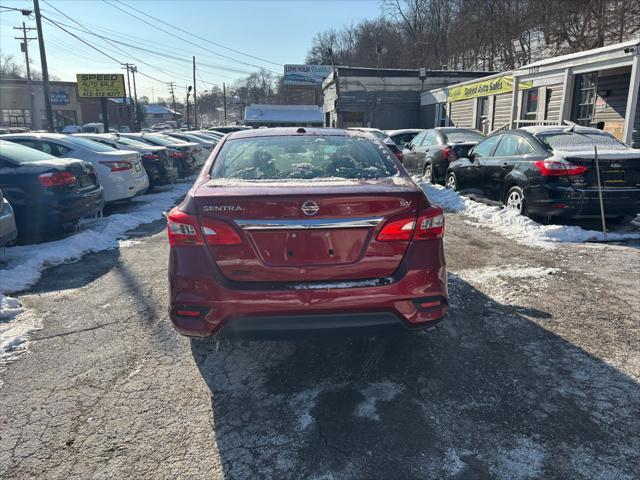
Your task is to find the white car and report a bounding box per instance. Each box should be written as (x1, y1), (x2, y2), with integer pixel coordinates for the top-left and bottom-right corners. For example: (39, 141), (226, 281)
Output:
(162, 131), (215, 165)
(1, 133), (149, 203)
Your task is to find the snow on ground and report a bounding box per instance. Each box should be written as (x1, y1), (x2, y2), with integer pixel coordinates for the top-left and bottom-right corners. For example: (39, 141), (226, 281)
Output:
(0, 182), (190, 360)
(418, 179), (640, 247)
(452, 265), (561, 304)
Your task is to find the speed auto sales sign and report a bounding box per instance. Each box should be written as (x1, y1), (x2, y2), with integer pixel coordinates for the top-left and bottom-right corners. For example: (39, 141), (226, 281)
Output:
(76, 73), (126, 98)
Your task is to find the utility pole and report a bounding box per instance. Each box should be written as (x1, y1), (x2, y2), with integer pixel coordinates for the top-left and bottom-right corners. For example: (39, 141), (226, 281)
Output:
(192, 56), (198, 129)
(122, 63), (134, 130)
(14, 22), (37, 129)
(131, 65), (139, 131)
(167, 82), (177, 125)
(33, 0), (54, 132)
(223, 82), (227, 124)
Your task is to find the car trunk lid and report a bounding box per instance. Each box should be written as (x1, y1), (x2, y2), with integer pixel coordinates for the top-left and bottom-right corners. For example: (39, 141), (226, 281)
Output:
(558, 149), (640, 189)
(193, 177), (423, 282)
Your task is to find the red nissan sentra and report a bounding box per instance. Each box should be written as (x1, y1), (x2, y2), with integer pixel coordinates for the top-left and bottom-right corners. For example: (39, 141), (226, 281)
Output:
(167, 128), (448, 337)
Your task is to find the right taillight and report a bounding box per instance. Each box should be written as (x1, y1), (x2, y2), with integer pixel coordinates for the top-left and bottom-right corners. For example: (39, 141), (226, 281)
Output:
(38, 171), (76, 187)
(100, 160), (133, 172)
(414, 206), (445, 240)
(376, 205), (445, 242)
(535, 159), (587, 177)
(167, 208), (242, 247)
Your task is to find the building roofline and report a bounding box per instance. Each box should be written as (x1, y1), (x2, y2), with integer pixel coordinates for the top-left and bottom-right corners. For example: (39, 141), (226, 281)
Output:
(518, 38), (640, 70)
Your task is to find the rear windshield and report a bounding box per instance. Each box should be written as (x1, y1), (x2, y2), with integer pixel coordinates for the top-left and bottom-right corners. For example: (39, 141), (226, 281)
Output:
(442, 129), (485, 143)
(211, 135), (398, 180)
(115, 136), (151, 148)
(0, 140), (55, 163)
(537, 132), (627, 151)
(141, 135), (182, 146)
(66, 136), (117, 152)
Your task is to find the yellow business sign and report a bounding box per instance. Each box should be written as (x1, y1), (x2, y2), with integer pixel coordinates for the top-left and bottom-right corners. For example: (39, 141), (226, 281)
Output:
(448, 75), (533, 102)
(76, 73), (126, 98)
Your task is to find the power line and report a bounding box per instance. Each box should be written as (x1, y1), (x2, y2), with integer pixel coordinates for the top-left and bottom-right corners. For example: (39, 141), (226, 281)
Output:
(114, 0), (283, 67)
(102, 0), (280, 74)
(40, 13), (173, 86)
(38, 11), (255, 79)
(37, 11), (256, 78)
(40, 14), (123, 64)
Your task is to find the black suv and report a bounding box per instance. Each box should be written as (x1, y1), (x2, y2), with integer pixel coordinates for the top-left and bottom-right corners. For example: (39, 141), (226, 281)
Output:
(403, 128), (485, 183)
(446, 126), (640, 223)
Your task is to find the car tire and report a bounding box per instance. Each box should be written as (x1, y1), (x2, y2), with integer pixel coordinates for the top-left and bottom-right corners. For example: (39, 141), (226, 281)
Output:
(423, 163), (434, 183)
(446, 172), (459, 191)
(505, 186), (526, 214)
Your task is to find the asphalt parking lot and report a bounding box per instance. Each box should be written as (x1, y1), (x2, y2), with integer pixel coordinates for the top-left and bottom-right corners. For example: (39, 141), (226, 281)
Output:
(1, 213), (639, 479)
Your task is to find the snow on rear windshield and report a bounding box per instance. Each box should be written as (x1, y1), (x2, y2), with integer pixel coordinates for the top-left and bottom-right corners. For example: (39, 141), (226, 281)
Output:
(210, 135), (398, 180)
(444, 129), (485, 143)
(537, 132), (627, 151)
(65, 135), (118, 152)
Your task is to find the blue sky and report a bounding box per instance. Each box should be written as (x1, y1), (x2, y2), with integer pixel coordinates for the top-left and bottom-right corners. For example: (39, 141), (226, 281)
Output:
(1, 0), (381, 99)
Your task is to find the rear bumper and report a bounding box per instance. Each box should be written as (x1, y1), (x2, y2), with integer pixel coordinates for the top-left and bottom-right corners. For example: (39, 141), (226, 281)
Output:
(526, 184), (640, 218)
(15, 187), (104, 235)
(169, 240), (448, 337)
(104, 173), (149, 203)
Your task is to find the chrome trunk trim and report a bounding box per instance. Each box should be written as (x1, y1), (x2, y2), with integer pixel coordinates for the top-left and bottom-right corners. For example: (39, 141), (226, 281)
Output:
(235, 216), (385, 230)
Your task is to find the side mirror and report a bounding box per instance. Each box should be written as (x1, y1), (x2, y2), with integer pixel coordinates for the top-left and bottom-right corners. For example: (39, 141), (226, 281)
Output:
(405, 142), (413, 150)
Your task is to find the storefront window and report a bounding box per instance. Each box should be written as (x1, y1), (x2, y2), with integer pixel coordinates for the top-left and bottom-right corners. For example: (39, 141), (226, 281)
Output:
(571, 73), (598, 126)
(1, 109), (32, 128)
(523, 89), (539, 121)
(476, 97), (489, 131)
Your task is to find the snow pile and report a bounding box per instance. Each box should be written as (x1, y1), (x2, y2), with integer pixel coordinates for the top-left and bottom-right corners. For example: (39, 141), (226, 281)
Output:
(0, 183), (190, 296)
(419, 180), (640, 246)
(0, 295), (22, 319)
(0, 183), (190, 359)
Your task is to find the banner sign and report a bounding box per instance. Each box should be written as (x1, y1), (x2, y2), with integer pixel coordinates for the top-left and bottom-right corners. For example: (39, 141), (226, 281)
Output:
(283, 65), (332, 86)
(76, 73), (126, 98)
(49, 91), (70, 105)
(448, 75), (533, 102)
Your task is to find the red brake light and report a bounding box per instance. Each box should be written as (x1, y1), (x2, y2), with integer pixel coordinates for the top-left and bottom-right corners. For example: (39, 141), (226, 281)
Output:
(535, 159), (587, 177)
(442, 147), (457, 162)
(376, 205), (445, 242)
(100, 160), (133, 172)
(414, 206), (445, 240)
(142, 153), (160, 160)
(167, 208), (242, 247)
(377, 212), (416, 242)
(172, 151), (187, 158)
(167, 209), (203, 246)
(395, 150), (404, 162)
(38, 171), (76, 187)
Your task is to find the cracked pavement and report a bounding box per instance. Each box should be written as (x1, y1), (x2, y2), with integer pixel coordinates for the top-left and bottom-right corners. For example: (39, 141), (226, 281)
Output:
(1, 215), (639, 479)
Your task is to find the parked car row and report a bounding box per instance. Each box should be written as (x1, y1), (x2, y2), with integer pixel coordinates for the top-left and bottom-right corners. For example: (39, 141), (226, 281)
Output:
(445, 126), (640, 223)
(0, 129), (212, 244)
(0, 140), (104, 243)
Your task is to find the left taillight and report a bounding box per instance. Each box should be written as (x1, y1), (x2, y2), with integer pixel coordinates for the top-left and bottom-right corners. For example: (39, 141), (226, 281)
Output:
(376, 205), (445, 242)
(442, 147), (457, 162)
(167, 208), (242, 247)
(535, 159), (587, 177)
(38, 171), (76, 187)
